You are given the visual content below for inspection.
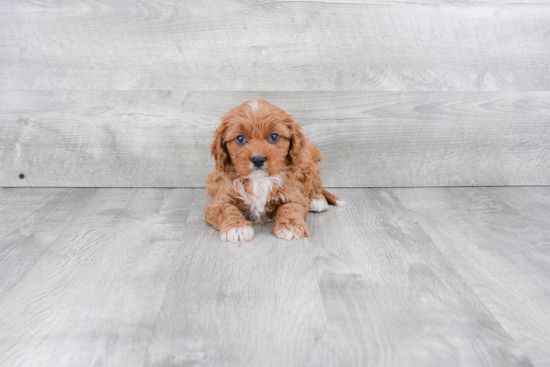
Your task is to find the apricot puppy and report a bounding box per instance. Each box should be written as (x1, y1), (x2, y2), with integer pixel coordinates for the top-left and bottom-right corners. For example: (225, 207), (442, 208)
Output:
(205, 100), (342, 242)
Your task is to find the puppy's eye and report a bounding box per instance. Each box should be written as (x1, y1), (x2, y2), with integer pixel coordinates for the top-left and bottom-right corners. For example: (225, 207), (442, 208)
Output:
(235, 135), (246, 145)
(268, 133), (279, 143)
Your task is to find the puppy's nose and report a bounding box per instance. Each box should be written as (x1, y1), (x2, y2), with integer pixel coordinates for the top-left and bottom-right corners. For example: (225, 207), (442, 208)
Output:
(251, 155), (266, 168)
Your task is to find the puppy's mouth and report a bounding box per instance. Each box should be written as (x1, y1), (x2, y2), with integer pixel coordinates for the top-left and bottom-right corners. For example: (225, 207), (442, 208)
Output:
(247, 165), (269, 178)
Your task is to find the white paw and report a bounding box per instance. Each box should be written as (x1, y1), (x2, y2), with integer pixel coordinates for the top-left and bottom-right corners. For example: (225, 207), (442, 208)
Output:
(220, 226), (254, 243)
(275, 228), (307, 240)
(309, 199), (329, 212)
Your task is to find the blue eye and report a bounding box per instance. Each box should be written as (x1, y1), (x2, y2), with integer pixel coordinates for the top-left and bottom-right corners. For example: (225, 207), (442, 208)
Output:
(269, 133), (279, 142)
(235, 135), (246, 145)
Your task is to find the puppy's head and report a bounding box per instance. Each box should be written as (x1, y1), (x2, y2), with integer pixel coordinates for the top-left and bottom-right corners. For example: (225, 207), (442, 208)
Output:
(212, 100), (305, 177)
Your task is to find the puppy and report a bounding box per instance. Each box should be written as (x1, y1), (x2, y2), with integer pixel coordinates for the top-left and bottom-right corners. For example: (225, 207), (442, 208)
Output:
(205, 100), (342, 242)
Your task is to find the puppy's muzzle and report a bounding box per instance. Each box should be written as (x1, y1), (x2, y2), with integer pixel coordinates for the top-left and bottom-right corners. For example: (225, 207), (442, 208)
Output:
(251, 155), (266, 169)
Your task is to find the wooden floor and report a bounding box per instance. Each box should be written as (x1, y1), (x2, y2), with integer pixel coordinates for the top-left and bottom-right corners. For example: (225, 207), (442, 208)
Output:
(1, 187), (549, 367)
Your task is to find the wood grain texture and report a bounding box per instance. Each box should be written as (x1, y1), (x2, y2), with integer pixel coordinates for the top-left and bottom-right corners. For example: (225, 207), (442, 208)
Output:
(394, 187), (550, 367)
(1, 0), (549, 91)
(2, 90), (549, 188)
(3, 187), (547, 366)
(0, 187), (193, 367)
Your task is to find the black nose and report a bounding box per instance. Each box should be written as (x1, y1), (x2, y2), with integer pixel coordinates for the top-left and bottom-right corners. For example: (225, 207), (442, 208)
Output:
(251, 155), (266, 168)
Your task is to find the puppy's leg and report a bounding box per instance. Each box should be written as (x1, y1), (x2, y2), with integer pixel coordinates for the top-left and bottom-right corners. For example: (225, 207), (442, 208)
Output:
(322, 188), (344, 206)
(273, 202), (310, 240)
(205, 202), (254, 243)
(309, 194), (329, 212)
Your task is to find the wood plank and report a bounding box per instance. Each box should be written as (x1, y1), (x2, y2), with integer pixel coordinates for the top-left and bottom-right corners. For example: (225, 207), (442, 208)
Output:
(145, 188), (531, 366)
(145, 195), (335, 366)
(0, 188), (97, 296)
(0, 188), (195, 367)
(2, 187), (546, 365)
(1, 91), (549, 187)
(394, 187), (550, 367)
(1, 1), (549, 91)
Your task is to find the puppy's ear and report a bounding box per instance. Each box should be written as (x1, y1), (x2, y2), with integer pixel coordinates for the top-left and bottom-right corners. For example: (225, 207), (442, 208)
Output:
(287, 116), (306, 166)
(211, 117), (232, 172)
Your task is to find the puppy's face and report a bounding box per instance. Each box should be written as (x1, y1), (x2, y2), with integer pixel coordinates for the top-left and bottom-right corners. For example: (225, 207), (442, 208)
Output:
(213, 100), (303, 177)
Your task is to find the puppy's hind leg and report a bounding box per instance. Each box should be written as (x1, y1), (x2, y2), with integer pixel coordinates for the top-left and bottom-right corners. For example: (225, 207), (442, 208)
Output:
(309, 194), (329, 212)
(322, 188), (345, 206)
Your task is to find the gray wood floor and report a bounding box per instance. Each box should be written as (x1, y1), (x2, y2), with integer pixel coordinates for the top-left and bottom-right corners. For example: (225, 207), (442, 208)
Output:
(1, 187), (549, 367)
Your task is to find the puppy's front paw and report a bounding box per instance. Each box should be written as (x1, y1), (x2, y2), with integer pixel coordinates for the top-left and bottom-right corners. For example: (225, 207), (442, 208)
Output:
(220, 226), (255, 243)
(274, 222), (310, 240)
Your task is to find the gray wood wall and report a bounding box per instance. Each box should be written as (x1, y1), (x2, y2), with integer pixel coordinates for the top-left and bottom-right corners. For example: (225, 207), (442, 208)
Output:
(1, 0), (549, 187)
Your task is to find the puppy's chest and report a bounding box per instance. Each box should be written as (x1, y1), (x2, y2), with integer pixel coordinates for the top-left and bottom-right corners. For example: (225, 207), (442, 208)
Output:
(235, 177), (282, 223)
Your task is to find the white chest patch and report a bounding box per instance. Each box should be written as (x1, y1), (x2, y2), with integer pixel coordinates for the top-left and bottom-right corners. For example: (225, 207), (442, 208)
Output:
(234, 174), (283, 223)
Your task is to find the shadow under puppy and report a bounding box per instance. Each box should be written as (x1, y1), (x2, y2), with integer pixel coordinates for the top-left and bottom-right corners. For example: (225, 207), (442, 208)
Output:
(205, 99), (343, 242)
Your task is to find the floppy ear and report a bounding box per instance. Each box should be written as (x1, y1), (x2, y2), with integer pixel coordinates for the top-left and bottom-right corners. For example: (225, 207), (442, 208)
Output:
(211, 118), (232, 172)
(287, 116), (306, 166)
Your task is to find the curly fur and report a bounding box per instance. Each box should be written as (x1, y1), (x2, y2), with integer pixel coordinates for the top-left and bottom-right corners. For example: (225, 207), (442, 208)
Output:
(205, 99), (341, 242)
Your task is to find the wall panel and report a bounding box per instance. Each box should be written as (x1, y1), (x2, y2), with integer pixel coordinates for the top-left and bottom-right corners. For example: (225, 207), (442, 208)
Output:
(2, 91), (548, 187)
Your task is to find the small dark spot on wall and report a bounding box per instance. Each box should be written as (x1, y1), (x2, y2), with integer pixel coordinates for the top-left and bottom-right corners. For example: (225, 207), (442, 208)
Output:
(19, 173), (25, 179)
